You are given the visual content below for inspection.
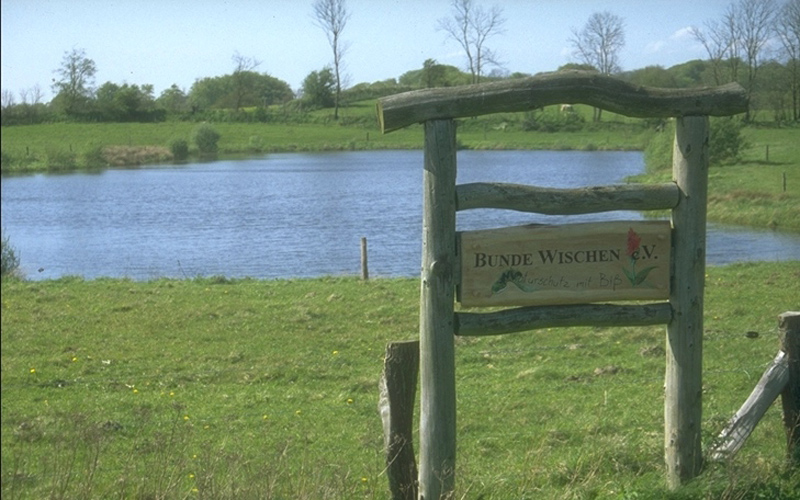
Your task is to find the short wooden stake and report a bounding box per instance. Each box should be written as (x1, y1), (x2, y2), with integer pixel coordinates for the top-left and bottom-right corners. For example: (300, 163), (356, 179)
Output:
(379, 340), (420, 500)
(361, 237), (369, 280)
(780, 311), (800, 467)
(666, 116), (708, 488)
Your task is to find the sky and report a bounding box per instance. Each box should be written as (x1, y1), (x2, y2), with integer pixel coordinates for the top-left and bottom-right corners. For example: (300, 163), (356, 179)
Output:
(1, 0), (735, 103)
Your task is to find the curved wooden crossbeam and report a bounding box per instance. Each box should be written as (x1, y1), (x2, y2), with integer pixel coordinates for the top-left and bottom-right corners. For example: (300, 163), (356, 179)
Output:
(376, 70), (748, 133)
(456, 182), (679, 214)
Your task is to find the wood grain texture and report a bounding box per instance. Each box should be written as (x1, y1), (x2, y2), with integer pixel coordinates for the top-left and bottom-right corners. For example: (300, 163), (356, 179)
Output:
(456, 182), (680, 214)
(377, 70), (748, 132)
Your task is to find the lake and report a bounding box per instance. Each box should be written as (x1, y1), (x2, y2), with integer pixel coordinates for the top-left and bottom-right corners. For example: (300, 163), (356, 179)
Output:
(2, 150), (799, 281)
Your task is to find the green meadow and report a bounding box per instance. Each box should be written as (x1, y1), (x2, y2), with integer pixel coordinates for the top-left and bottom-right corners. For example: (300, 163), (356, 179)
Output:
(2, 263), (800, 499)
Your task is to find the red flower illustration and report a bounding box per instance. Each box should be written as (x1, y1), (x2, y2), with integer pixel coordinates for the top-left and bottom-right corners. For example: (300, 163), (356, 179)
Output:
(623, 227), (657, 287)
(626, 227), (642, 258)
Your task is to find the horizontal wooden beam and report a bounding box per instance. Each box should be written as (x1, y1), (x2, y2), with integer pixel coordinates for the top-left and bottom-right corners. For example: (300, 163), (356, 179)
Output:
(456, 182), (680, 214)
(455, 302), (672, 337)
(376, 70), (748, 133)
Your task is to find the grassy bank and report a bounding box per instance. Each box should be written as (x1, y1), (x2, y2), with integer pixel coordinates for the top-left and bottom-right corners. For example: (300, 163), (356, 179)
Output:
(0, 102), (654, 174)
(630, 126), (800, 232)
(2, 263), (799, 499)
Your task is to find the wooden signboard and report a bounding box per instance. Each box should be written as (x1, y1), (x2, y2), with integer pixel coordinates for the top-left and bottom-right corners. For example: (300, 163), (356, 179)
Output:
(458, 220), (671, 307)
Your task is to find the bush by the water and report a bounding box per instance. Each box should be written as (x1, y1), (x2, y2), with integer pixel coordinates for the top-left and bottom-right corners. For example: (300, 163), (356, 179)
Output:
(1, 231), (20, 279)
(709, 117), (747, 165)
(521, 107), (585, 132)
(644, 117), (748, 174)
(169, 138), (190, 160)
(193, 124), (221, 154)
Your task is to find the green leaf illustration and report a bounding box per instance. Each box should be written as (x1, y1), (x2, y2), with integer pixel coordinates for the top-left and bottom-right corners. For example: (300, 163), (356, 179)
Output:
(634, 266), (658, 286)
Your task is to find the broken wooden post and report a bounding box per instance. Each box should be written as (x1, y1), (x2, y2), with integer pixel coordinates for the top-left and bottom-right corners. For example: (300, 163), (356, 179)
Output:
(379, 340), (420, 500)
(665, 115), (709, 488)
(780, 311), (800, 467)
(418, 119), (458, 500)
(709, 350), (789, 461)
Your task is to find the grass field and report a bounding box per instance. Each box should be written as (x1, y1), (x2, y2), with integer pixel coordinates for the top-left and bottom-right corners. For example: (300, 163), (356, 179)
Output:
(2, 263), (799, 499)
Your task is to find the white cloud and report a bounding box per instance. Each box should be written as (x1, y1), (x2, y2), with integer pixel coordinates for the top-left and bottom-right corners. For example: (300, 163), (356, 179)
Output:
(670, 26), (695, 42)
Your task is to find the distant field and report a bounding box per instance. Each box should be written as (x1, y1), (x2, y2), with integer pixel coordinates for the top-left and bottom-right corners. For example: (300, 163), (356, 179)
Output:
(2, 263), (799, 498)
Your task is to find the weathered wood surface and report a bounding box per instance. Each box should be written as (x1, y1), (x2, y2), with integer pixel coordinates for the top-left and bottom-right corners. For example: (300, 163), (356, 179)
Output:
(709, 350), (789, 462)
(458, 221), (672, 307)
(418, 119), (457, 500)
(456, 302), (672, 337)
(665, 116), (709, 489)
(780, 311), (800, 466)
(378, 340), (420, 500)
(376, 70), (748, 132)
(456, 182), (680, 214)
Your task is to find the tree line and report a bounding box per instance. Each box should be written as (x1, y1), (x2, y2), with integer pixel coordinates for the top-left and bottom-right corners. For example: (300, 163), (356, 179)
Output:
(2, 0), (798, 127)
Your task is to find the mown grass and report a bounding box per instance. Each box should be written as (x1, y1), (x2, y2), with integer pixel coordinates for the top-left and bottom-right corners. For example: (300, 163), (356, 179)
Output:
(2, 263), (799, 499)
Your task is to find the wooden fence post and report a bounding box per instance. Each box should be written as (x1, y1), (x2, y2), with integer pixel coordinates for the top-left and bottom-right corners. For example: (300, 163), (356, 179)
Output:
(361, 237), (369, 280)
(666, 115), (708, 489)
(780, 311), (800, 466)
(419, 119), (457, 500)
(379, 340), (420, 500)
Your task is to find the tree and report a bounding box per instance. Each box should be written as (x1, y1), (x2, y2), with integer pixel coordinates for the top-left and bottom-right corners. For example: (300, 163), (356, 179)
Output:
(422, 59), (447, 88)
(569, 11), (625, 120)
(312, 0), (349, 120)
(51, 48), (97, 117)
(158, 84), (189, 114)
(690, 18), (735, 85)
(301, 67), (336, 109)
(736, 0), (778, 121)
(231, 52), (262, 111)
(775, 0), (800, 120)
(437, 0), (506, 84)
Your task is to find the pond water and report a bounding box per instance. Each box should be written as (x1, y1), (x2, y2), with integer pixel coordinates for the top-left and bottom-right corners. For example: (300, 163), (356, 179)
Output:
(2, 150), (799, 281)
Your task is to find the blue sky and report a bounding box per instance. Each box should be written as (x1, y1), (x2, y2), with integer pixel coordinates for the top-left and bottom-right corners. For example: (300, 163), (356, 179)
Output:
(1, 0), (733, 102)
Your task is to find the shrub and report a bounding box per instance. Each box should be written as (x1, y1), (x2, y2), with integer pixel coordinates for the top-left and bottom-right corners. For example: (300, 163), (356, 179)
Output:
(709, 117), (747, 165)
(192, 124), (221, 154)
(521, 108), (585, 132)
(83, 145), (108, 169)
(45, 148), (78, 171)
(169, 139), (189, 161)
(1, 230), (21, 279)
(643, 121), (675, 174)
(247, 136), (265, 152)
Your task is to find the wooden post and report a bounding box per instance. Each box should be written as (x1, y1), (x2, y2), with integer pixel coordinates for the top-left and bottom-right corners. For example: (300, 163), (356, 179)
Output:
(361, 237), (369, 280)
(666, 115), (708, 489)
(379, 340), (420, 500)
(780, 311), (800, 467)
(709, 350), (789, 461)
(419, 119), (457, 500)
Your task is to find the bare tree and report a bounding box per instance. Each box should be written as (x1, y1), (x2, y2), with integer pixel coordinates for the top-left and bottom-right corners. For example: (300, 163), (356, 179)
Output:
(690, 19), (735, 85)
(775, 0), (800, 120)
(569, 11), (625, 121)
(737, 0), (778, 121)
(1, 89), (15, 109)
(312, 0), (350, 120)
(231, 51), (262, 111)
(437, 0), (506, 84)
